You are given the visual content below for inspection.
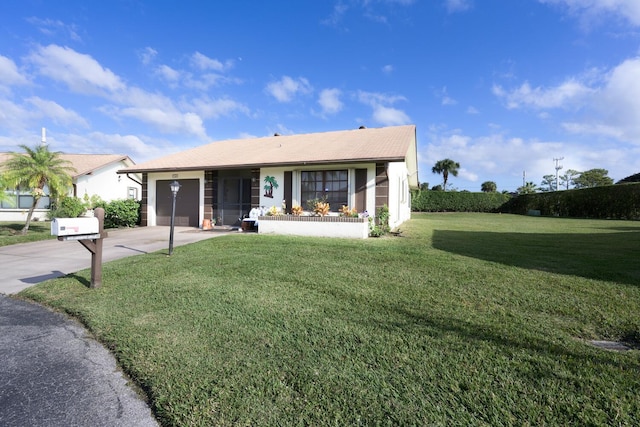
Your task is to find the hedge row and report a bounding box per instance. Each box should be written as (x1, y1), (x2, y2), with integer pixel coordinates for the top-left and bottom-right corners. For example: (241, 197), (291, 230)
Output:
(411, 191), (511, 212)
(96, 199), (141, 228)
(499, 184), (640, 220)
(49, 197), (141, 228)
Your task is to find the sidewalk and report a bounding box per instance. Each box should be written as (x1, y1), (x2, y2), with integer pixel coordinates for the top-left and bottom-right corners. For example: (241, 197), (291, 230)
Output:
(0, 226), (230, 426)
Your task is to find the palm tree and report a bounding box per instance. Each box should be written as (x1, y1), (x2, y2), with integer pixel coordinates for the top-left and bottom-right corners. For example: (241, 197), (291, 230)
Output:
(3, 144), (75, 234)
(517, 181), (538, 195)
(481, 181), (497, 193)
(0, 173), (13, 206)
(431, 159), (460, 191)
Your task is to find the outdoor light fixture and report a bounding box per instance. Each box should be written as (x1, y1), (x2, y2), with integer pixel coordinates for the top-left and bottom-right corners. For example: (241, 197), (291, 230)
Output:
(168, 180), (181, 256)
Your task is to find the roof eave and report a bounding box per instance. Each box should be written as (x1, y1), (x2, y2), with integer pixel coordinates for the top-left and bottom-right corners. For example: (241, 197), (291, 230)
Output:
(117, 156), (407, 174)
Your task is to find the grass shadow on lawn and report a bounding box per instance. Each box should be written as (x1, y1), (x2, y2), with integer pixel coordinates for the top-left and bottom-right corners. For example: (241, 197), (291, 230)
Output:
(432, 229), (640, 286)
(383, 305), (639, 370)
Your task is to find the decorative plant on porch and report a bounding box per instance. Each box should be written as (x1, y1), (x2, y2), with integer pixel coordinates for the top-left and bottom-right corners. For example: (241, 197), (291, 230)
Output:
(314, 201), (330, 216)
(291, 205), (303, 216)
(340, 205), (359, 218)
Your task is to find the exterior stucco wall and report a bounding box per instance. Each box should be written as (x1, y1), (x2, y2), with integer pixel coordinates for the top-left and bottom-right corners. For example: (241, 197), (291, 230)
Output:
(74, 161), (141, 202)
(386, 161), (412, 229)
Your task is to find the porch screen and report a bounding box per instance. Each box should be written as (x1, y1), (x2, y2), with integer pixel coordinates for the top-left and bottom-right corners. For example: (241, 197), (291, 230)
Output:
(301, 170), (348, 211)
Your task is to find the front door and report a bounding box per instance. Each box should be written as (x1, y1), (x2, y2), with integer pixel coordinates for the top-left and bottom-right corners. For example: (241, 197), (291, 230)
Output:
(221, 178), (251, 226)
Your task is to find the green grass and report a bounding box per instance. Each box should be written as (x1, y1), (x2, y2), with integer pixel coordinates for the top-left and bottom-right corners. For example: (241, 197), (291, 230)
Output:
(19, 213), (640, 426)
(0, 221), (55, 246)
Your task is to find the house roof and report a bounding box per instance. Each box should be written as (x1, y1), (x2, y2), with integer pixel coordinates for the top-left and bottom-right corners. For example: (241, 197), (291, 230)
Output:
(0, 152), (134, 178)
(119, 125), (418, 174)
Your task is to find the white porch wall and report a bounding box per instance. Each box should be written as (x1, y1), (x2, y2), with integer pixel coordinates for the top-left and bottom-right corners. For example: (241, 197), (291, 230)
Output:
(146, 171), (204, 227)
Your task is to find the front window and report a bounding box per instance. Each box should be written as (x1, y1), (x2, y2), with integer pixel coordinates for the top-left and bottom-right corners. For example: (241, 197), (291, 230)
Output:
(301, 170), (348, 211)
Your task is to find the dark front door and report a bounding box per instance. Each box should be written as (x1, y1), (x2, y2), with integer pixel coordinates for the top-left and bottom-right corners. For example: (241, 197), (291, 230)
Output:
(156, 179), (199, 226)
(221, 177), (251, 226)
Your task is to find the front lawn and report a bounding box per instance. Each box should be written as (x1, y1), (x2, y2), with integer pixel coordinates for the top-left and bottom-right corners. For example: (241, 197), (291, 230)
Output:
(0, 221), (54, 246)
(20, 213), (640, 426)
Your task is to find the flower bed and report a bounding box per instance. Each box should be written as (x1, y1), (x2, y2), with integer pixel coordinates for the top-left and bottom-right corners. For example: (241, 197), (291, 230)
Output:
(257, 215), (369, 239)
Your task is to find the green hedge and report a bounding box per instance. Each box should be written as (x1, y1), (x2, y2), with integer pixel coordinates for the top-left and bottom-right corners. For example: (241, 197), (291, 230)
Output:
(411, 191), (511, 212)
(500, 184), (640, 220)
(93, 199), (141, 228)
(47, 196), (87, 219)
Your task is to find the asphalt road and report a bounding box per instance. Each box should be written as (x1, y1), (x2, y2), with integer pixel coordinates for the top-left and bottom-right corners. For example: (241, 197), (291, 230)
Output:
(0, 226), (230, 426)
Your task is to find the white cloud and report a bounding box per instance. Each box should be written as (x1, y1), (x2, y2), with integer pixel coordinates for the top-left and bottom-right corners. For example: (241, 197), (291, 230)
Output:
(593, 57), (640, 141)
(493, 79), (594, 109)
(539, 0), (640, 27)
(467, 106), (480, 114)
(26, 17), (82, 42)
(27, 44), (125, 95)
(265, 76), (313, 102)
(322, 3), (349, 26)
(113, 106), (206, 138)
(372, 105), (411, 126)
(0, 55), (30, 88)
(317, 88), (343, 116)
(139, 47), (158, 65)
(382, 65), (394, 74)
(26, 97), (89, 127)
(190, 52), (233, 72)
(358, 90), (411, 126)
(187, 96), (250, 120)
(155, 65), (181, 83)
(445, 0), (473, 13)
(422, 126), (640, 191)
(0, 99), (31, 132)
(439, 87), (458, 106)
(495, 56), (640, 144)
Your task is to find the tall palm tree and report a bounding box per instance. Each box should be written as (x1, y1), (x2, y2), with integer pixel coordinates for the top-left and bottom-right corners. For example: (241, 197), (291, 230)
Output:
(3, 144), (75, 234)
(431, 158), (460, 191)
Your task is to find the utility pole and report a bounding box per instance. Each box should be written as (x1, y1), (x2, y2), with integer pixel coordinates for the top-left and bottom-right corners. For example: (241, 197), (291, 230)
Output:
(554, 157), (564, 191)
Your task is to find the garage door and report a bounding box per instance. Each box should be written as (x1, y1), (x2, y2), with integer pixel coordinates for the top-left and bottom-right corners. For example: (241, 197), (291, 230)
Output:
(156, 179), (199, 226)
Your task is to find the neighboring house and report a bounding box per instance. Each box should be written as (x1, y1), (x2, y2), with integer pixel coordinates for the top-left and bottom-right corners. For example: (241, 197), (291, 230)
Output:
(0, 153), (141, 222)
(118, 125), (419, 230)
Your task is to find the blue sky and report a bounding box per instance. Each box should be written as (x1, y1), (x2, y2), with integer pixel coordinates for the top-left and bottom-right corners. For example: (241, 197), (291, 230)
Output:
(1, 0), (639, 192)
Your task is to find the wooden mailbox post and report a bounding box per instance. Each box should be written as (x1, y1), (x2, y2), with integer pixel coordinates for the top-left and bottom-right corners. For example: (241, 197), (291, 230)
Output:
(51, 207), (107, 289)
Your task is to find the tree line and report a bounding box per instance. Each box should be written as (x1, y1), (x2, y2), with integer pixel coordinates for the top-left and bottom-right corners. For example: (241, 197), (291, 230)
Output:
(427, 158), (633, 195)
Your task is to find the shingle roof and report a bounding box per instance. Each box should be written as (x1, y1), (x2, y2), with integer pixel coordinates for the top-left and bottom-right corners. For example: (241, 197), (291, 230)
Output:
(0, 152), (133, 178)
(119, 125), (417, 173)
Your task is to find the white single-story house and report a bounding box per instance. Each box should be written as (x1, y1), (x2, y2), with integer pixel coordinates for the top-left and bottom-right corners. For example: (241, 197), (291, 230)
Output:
(0, 153), (141, 222)
(118, 125), (419, 234)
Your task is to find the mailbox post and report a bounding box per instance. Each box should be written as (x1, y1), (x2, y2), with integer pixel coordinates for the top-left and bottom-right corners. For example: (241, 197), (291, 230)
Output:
(51, 207), (107, 289)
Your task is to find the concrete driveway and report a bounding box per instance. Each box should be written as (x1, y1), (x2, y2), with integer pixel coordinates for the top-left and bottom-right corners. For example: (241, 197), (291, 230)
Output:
(0, 226), (230, 295)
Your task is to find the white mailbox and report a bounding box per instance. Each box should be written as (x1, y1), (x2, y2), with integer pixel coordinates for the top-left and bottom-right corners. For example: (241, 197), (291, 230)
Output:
(51, 217), (100, 236)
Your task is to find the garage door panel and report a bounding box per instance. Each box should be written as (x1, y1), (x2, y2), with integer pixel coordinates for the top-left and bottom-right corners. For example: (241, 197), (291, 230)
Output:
(156, 179), (199, 227)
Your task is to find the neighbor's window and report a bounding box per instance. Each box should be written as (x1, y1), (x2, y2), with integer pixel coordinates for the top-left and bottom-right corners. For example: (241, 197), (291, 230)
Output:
(128, 187), (138, 199)
(301, 170), (348, 211)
